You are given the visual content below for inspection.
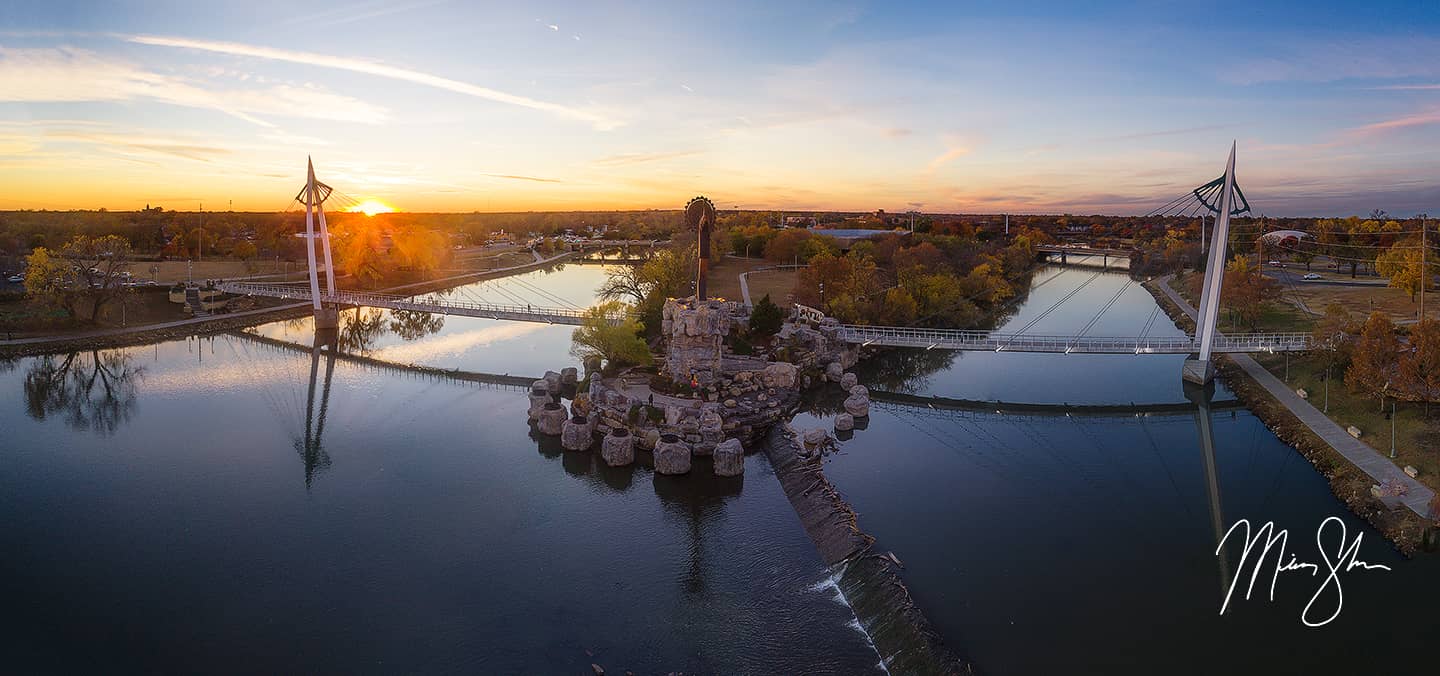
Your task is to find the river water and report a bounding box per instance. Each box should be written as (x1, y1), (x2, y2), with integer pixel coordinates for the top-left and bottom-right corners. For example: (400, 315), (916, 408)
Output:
(4, 263), (1437, 673)
(793, 265), (1440, 674)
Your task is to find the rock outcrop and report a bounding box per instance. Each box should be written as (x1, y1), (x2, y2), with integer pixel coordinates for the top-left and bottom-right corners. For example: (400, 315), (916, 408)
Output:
(653, 434), (692, 475)
(561, 416), (594, 451)
(713, 438), (744, 476)
(601, 428), (635, 466)
(536, 402), (568, 436)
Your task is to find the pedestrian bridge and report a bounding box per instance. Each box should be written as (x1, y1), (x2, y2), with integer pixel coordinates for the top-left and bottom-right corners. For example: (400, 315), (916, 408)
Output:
(835, 324), (1311, 354)
(219, 281), (621, 326)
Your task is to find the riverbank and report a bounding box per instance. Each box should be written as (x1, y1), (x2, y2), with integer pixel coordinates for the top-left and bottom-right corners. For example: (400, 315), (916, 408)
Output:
(0, 251), (577, 359)
(1142, 276), (1433, 553)
(762, 425), (976, 674)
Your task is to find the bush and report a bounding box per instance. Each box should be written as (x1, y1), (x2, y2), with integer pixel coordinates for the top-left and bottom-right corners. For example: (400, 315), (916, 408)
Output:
(749, 293), (783, 337)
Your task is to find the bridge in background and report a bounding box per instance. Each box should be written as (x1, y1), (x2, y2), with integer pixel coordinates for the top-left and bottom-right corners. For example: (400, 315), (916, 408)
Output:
(219, 281), (617, 326)
(832, 323), (1311, 354)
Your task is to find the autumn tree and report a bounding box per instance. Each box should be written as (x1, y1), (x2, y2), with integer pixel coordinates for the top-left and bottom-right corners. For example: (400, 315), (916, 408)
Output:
(1345, 311), (1400, 411)
(1398, 319), (1440, 415)
(571, 300), (651, 373)
(1310, 303), (1356, 376)
(1220, 256), (1279, 330)
(1376, 240), (1429, 302)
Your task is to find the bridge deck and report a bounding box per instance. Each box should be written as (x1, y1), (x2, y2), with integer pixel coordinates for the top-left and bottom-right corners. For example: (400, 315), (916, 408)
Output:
(836, 324), (1310, 353)
(220, 281), (609, 326)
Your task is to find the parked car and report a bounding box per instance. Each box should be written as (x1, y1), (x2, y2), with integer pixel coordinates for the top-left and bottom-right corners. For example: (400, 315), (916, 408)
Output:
(1303, 273), (1321, 280)
(7, 274), (23, 283)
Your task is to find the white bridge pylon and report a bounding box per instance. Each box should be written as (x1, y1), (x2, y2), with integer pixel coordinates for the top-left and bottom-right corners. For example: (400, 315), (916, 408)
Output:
(300, 157), (339, 329)
(1185, 142), (1242, 384)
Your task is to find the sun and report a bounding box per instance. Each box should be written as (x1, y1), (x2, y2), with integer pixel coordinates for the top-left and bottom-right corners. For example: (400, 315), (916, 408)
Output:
(347, 199), (395, 216)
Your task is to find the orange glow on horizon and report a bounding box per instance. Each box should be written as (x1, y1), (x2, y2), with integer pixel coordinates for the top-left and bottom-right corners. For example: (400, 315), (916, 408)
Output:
(346, 199), (395, 216)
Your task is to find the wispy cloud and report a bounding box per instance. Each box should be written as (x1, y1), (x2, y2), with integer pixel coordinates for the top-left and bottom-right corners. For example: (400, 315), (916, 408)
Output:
(592, 150), (702, 167)
(1352, 106), (1440, 133)
(482, 173), (561, 183)
(1370, 84), (1440, 91)
(45, 130), (233, 162)
(924, 145), (970, 173)
(128, 34), (620, 130)
(0, 46), (387, 126)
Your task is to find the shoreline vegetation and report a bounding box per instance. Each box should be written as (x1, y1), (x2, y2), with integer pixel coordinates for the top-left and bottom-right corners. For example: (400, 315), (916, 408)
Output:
(0, 251), (576, 359)
(1142, 278), (1433, 553)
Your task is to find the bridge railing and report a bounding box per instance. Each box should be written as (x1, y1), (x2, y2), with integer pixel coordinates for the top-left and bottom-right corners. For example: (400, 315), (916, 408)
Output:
(835, 324), (1313, 353)
(220, 281), (628, 322)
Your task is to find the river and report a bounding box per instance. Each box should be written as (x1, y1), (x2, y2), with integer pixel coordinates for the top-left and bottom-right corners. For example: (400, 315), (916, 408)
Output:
(3, 262), (1436, 674)
(792, 265), (1440, 674)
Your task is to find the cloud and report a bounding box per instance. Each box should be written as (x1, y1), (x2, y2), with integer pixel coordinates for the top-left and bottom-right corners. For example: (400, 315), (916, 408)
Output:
(128, 34), (620, 130)
(883, 127), (911, 138)
(0, 46), (387, 126)
(924, 146), (970, 173)
(592, 150), (702, 167)
(482, 173), (561, 183)
(1352, 107), (1440, 134)
(44, 130), (233, 162)
(1370, 84), (1440, 91)
(680, 84), (693, 92)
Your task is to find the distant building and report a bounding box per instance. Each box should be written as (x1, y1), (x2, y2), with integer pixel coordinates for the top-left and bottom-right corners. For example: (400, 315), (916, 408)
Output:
(808, 227), (908, 251)
(784, 216), (817, 228)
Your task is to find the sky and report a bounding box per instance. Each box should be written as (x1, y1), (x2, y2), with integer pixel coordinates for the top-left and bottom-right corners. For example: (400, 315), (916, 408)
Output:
(2, 0), (1440, 216)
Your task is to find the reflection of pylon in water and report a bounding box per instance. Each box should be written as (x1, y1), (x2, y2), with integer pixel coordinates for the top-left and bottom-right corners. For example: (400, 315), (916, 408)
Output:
(299, 331), (339, 487)
(1185, 381), (1230, 603)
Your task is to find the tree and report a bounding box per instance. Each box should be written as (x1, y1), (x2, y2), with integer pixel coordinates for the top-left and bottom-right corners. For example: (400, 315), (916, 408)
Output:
(571, 301), (651, 372)
(1220, 256), (1279, 330)
(23, 247), (75, 315)
(1310, 303), (1356, 376)
(1376, 240), (1428, 302)
(1346, 311), (1400, 410)
(1397, 319), (1440, 415)
(749, 293), (784, 337)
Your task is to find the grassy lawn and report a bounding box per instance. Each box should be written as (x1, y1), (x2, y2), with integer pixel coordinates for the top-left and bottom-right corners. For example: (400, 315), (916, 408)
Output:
(1284, 281), (1424, 325)
(706, 256), (798, 305)
(1254, 351), (1440, 490)
(1168, 272), (1440, 493)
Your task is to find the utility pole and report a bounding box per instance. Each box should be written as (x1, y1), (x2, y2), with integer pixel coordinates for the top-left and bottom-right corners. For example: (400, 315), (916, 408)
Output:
(198, 201), (203, 262)
(1420, 213), (1428, 321)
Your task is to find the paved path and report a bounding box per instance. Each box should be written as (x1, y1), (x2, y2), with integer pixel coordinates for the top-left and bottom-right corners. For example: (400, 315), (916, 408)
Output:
(1155, 276), (1434, 517)
(738, 263), (806, 308)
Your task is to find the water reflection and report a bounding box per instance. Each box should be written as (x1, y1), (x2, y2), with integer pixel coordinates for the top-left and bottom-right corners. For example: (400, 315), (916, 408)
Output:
(299, 331), (339, 487)
(337, 307), (447, 354)
(23, 349), (144, 435)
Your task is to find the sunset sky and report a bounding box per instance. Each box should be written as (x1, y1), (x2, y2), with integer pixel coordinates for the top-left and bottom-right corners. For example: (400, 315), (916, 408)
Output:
(3, 0), (1440, 216)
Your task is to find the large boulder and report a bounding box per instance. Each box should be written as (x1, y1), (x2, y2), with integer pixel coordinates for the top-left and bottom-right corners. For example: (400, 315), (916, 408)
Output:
(542, 370), (562, 393)
(848, 384), (869, 398)
(713, 438), (744, 477)
(536, 402), (568, 436)
(802, 427), (829, 449)
(762, 362), (798, 388)
(825, 362), (844, 382)
(601, 429), (635, 466)
(834, 413), (854, 431)
(653, 434), (692, 475)
(561, 416), (594, 451)
(843, 393), (870, 418)
(527, 386), (552, 421)
(840, 372), (858, 391)
(560, 367), (579, 387)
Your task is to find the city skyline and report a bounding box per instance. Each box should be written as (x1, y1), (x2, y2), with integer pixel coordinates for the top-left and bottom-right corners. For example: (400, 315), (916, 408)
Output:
(4, 0), (1440, 216)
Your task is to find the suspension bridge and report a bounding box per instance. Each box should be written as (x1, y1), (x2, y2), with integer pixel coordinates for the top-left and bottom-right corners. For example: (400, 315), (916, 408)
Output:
(246, 148), (1301, 379)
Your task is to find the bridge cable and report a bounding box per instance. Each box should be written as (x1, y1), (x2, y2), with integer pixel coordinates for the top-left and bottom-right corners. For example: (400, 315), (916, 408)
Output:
(1069, 278), (1134, 347)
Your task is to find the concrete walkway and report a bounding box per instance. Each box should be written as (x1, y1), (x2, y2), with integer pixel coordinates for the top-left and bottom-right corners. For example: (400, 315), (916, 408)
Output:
(738, 263), (806, 308)
(1155, 276), (1434, 517)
